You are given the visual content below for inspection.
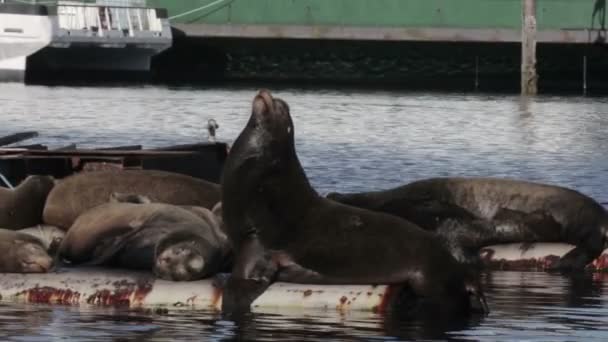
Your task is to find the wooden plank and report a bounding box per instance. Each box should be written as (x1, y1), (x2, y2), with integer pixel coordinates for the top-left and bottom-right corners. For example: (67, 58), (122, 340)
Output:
(99, 145), (143, 151)
(0, 149), (197, 159)
(0, 131), (38, 146)
(54, 144), (77, 151)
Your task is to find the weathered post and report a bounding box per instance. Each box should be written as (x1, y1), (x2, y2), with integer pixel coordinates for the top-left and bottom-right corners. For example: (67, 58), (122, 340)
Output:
(521, 0), (538, 95)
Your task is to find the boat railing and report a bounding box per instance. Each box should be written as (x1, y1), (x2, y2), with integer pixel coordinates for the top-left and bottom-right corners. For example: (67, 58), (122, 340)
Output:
(57, 3), (164, 38)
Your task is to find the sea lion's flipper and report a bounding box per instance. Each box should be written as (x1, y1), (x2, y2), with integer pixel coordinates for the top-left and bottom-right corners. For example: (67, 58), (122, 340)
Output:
(547, 247), (594, 273)
(492, 208), (562, 242)
(222, 276), (273, 315)
(275, 263), (325, 283)
(83, 226), (143, 266)
(221, 237), (278, 314)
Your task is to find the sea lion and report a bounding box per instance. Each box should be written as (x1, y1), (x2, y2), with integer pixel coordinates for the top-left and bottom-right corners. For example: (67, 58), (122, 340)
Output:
(58, 202), (231, 281)
(220, 90), (488, 316)
(17, 225), (65, 254)
(43, 170), (221, 229)
(327, 177), (608, 272)
(0, 175), (55, 229)
(0, 228), (54, 273)
(108, 192), (226, 237)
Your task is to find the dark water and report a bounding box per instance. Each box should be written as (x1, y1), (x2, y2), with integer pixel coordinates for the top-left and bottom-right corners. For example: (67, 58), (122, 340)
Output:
(2, 83), (608, 340)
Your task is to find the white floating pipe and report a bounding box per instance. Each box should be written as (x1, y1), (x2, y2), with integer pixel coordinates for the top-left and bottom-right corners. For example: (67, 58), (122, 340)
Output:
(480, 243), (608, 271)
(0, 267), (393, 313)
(0, 244), (607, 312)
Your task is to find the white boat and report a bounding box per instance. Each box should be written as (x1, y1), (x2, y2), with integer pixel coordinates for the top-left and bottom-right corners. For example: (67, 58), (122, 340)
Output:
(0, 2), (52, 82)
(0, 0), (172, 83)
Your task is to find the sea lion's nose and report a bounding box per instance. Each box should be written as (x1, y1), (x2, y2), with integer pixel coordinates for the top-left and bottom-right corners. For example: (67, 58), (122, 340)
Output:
(255, 89), (274, 112)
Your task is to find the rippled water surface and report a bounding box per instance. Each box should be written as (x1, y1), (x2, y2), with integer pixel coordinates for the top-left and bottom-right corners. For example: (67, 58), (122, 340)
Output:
(1, 83), (608, 340)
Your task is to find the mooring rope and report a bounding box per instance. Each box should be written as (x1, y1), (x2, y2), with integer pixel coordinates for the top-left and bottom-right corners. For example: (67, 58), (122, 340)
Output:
(168, 0), (233, 20)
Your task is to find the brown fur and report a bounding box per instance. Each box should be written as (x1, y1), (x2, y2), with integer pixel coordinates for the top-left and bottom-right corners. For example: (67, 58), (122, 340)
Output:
(0, 175), (55, 229)
(43, 170), (220, 229)
(59, 202), (231, 280)
(0, 228), (54, 273)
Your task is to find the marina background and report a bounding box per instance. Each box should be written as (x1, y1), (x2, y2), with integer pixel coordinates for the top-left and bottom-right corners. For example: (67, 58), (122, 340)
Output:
(2, 0), (608, 340)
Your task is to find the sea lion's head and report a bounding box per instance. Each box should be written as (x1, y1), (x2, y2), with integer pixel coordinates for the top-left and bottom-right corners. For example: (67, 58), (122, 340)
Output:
(154, 231), (218, 281)
(230, 89), (294, 168)
(15, 240), (54, 273)
(17, 225), (65, 254)
(21, 175), (55, 195)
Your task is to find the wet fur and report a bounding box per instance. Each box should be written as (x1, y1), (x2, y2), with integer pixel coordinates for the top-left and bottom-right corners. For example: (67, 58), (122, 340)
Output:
(221, 90), (487, 314)
(327, 177), (608, 271)
(0, 176), (55, 229)
(59, 203), (230, 280)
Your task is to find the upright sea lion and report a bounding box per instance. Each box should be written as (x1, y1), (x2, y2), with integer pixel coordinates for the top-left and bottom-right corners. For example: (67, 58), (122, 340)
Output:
(0, 175), (55, 229)
(43, 170), (221, 229)
(327, 177), (608, 272)
(220, 90), (488, 316)
(0, 228), (54, 273)
(58, 202), (231, 281)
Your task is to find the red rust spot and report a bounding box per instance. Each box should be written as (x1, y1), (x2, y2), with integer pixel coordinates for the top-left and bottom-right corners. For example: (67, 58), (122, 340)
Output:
(367, 292), (372, 296)
(591, 254), (608, 271)
(18, 287), (81, 305)
(340, 296), (348, 304)
(374, 285), (401, 314)
(303, 289), (313, 297)
(211, 285), (223, 309)
(86, 279), (153, 307)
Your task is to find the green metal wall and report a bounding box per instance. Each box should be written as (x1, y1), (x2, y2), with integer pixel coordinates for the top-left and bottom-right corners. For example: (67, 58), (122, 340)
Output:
(147, 0), (600, 30)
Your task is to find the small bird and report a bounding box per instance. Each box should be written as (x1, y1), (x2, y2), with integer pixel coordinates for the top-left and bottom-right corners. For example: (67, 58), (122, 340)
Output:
(206, 119), (219, 143)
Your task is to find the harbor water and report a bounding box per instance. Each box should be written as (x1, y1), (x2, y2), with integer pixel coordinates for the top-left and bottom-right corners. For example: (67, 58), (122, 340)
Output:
(1, 83), (608, 340)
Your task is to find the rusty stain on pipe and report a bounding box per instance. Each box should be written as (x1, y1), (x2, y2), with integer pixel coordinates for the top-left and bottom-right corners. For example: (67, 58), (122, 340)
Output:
(1, 243), (607, 311)
(0, 268), (392, 312)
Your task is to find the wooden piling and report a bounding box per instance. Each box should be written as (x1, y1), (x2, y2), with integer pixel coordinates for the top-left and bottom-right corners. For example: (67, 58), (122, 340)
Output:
(521, 0), (538, 95)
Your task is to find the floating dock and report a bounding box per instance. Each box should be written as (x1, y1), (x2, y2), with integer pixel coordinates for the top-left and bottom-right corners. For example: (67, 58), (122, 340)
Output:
(0, 243), (607, 312)
(0, 0), (172, 83)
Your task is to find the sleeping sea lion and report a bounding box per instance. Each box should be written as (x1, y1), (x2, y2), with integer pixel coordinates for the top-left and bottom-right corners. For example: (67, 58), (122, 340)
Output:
(43, 170), (221, 229)
(0, 175), (55, 229)
(17, 225), (65, 254)
(220, 90), (488, 316)
(327, 177), (608, 272)
(0, 228), (54, 273)
(58, 202), (231, 281)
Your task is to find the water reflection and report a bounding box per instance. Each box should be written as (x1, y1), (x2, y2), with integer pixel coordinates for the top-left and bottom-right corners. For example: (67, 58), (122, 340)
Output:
(0, 272), (604, 340)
